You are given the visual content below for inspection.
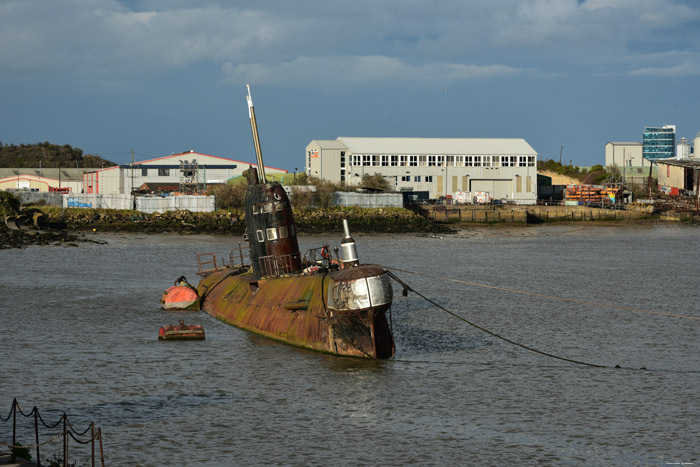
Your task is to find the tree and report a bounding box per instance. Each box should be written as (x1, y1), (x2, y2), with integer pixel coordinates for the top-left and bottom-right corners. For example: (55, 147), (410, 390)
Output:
(0, 142), (117, 168)
(360, 173), (392, 191)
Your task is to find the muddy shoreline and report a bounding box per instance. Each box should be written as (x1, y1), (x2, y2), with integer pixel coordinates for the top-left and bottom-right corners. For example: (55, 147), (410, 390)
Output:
(2, 205), (694, 249)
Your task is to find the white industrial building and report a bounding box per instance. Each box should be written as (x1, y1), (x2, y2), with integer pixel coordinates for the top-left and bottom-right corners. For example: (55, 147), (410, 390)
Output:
(83, 151), (287, 195)
(605, 142), (648, 168)
(0, 168), (90, 193)
(305, 137), (538, 203)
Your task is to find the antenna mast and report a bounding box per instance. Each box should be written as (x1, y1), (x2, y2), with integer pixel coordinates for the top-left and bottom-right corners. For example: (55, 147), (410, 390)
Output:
(246, 84), (267, 183)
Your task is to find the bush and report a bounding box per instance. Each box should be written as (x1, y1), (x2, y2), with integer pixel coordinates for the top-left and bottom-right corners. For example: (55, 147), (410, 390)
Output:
(290, 186), (316, 210)
(360, 173), (392, 191)
(208, 183), (247, 210)
(0, 191), (21, 217)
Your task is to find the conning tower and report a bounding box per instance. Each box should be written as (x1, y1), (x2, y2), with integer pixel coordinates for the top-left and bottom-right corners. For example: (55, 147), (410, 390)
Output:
(244, 85), (302, 279)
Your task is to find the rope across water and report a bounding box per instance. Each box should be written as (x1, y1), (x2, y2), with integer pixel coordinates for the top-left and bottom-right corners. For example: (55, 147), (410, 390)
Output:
(386, 269), (622, 369)
(387, 266), (700, 321)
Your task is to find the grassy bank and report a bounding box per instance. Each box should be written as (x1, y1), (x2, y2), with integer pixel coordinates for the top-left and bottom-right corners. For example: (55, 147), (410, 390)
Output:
(34, 205), (443, 234)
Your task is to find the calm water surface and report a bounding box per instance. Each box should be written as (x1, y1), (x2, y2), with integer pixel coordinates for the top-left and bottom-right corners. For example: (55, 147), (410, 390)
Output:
(2, 224), (699, 466)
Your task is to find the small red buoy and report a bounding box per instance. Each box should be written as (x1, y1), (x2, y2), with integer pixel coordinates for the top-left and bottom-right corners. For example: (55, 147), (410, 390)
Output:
(158, 319), (205, 340)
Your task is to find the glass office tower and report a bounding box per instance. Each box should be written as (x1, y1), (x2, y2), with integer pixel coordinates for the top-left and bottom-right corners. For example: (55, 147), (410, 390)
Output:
(643, 125), (676, 160)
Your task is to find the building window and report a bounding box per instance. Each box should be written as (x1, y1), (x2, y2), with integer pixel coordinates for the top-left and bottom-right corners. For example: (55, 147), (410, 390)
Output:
(401, 175), (410, 182)
(352, 154), (361, 166)
(474, 156), (482, 167)
(510, 156), (517, 166)
(391, 155), (399, 166)
(266, 228), (278, 241)
(419, 155), (427, 167)
(446, 155), (455, 166)
(414, 176), (421, 182)
(501, 156), (511, 167)
(456, 155), (463, 166)
(437, 155), (445, 166)
(141, 168), (148, 176)
(425, 176), (433, 182)
(428, 155), (437, 166)
(341, 169), (345, 182)
(256, 230), (264, 242)
(340, 151), (345, 168)
(279, 226), (288, 239)
(465, 156), (473, 166)
(483, 156), (491, 167)
(528, 156), (535, 167)
(519, 156), (527, 167)
(381, 155), (389, 167)
(362, 155), (371, 166)
(409, 156), (418, 166)
(158, 168), (170, 176)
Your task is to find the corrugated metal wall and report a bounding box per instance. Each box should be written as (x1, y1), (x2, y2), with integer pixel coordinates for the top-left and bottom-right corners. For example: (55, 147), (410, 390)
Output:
(332, 192), (403, 208)
(62, 194), (215, 212)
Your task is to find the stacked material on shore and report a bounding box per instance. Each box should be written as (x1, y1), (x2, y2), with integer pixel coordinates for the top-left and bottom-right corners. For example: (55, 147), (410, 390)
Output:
(564, 185), (620, 203)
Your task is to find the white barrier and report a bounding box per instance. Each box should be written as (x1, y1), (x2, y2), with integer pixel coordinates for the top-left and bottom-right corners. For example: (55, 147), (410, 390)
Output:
(62, 194), (215, 212)
(332, 192), (404, 208)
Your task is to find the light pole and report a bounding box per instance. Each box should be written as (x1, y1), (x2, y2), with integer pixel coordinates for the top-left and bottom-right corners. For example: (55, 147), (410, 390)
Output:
(16, 155), (22, 188)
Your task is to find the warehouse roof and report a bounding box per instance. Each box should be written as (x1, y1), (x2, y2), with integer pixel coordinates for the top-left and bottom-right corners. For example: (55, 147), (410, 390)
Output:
(335, 137), (537, 155)
(310, 140), (349, 150)
(655, 158), (700, 168)
(0, 168), (92, 180)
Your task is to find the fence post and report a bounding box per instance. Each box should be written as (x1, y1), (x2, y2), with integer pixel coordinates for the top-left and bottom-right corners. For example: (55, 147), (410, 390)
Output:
(91, 423), (95, 467)
(11, 399), (16, 463)
(63, 413), (68, 467)
(35, 408), (40, 466)
(98, 428), (105, 467)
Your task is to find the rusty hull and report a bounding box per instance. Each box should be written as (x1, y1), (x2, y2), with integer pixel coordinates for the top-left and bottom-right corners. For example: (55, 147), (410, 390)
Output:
(197, 269), (394, 358)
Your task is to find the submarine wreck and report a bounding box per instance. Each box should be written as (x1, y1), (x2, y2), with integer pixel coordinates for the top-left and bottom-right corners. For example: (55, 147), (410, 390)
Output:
(177, 86), (396, 358)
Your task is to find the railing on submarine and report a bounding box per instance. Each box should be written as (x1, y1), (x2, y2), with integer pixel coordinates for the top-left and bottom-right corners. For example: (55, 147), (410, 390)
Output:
(258, 252), (302, 277)
(258, 246), (338, 278)
(197, 243), (250, 276)
(197, 244), (340, 279)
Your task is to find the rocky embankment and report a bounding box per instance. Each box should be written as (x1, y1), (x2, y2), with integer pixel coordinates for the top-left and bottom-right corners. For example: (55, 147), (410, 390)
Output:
(0, 223), (96, 249)
(34, 206), (443, 235)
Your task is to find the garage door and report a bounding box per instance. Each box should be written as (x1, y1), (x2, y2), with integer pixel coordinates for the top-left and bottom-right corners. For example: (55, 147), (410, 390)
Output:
(470, 179), (512, 199)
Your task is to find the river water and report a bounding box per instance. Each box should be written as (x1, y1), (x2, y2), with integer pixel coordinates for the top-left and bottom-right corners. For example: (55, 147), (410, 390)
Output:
(2, 224), (699, 466)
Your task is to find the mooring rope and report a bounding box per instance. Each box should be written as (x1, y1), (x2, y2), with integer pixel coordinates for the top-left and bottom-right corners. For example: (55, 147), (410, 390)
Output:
(387, 266), (700, 322)
(385, 269), (610, 368)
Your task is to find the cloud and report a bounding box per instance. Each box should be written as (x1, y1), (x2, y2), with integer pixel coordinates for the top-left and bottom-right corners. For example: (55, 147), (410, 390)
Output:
(221, 56), (522, 88)
(628, 61), (700, 77)
(0, 0), (698, 84)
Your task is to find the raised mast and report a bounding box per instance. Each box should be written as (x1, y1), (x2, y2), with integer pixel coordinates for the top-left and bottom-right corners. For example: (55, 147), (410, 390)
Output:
(246, 84), (267, 184)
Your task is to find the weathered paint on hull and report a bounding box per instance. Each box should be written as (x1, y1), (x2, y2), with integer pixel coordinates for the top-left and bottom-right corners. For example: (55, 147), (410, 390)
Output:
(196, 269), (394, 358)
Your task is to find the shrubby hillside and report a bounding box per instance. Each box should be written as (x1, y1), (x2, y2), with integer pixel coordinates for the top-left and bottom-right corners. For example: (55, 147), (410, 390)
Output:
(0, 142), (116, 168)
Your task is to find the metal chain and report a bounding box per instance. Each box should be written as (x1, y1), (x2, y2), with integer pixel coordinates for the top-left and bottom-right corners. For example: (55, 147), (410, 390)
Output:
(0, 431), (63, 449)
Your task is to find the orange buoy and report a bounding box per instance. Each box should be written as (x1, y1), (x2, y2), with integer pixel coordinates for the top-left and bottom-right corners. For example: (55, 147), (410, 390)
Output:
(161, 277), (200, 311)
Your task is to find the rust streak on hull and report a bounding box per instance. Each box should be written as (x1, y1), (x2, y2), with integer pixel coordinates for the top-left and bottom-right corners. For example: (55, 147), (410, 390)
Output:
(197, 267), (394, 358)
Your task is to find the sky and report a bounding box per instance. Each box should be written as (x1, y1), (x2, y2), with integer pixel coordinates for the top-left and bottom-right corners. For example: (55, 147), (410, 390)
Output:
(2, 0), (700, 171)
